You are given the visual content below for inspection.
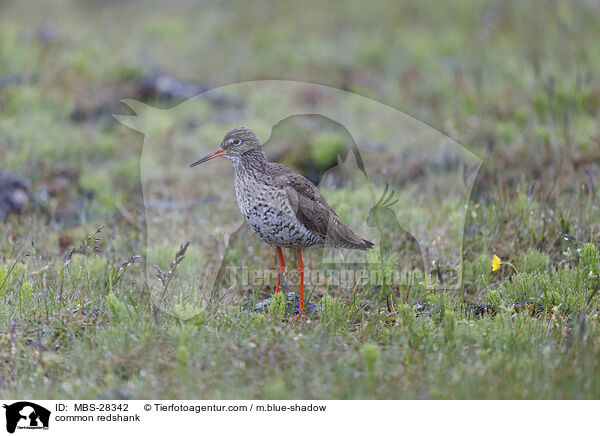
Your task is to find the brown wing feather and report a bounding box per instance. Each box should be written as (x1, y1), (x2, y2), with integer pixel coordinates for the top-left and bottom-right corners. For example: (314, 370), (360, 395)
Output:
(270, 163), (373, 250)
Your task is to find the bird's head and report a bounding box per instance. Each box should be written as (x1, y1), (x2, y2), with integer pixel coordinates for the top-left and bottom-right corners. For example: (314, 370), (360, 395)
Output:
(189, 126), (262, 167)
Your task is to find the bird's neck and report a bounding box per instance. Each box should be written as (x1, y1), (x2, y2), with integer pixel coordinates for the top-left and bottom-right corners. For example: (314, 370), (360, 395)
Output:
(232, 148), (268, 175)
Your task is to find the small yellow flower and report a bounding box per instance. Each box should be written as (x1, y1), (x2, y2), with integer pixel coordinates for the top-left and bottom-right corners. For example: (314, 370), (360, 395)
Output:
(492, 254), (502, 272)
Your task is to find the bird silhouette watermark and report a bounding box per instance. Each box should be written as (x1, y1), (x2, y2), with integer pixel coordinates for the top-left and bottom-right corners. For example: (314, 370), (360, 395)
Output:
(114, 80), (481, 319)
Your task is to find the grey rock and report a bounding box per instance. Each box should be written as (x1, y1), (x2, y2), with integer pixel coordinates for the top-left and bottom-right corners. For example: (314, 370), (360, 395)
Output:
(249, 292), (318, 317)
(0, 169), (31, 219)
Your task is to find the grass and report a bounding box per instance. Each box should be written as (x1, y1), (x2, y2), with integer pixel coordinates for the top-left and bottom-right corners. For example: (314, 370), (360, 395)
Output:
(1, 0), (600, 399)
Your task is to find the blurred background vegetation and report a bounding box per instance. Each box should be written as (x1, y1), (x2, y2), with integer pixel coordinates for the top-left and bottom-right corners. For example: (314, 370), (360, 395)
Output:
(1, 0), (599, 399)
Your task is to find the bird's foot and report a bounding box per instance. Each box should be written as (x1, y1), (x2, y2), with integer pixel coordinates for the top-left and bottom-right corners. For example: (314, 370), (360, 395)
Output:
(290, 312), (305, 324)
(280, 312), (304, 323)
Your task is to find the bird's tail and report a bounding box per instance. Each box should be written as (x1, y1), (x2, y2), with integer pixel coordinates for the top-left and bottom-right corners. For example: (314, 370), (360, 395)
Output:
(357, 238), (374, 250)
(334, 237), (373, 250)
(329, 225), (375, 250)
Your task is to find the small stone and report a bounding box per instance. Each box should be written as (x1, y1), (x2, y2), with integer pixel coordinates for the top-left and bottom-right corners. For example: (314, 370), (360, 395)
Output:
(0, 168), (31, 220)
(246, 292), (318, 316)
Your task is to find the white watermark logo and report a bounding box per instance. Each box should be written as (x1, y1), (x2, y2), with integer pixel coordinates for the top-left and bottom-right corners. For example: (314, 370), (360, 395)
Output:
(115, 80), (481, 318)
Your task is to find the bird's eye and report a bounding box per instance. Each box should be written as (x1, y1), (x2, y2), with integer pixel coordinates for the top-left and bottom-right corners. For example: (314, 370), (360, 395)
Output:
(232, 138), (241, 145)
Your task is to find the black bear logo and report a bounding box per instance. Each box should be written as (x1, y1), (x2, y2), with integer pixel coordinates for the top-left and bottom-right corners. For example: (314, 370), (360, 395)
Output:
(3, 402), (50, 433)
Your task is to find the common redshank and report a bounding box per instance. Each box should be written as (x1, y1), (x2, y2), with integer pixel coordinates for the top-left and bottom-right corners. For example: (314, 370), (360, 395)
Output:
(190, 127), (373, 315)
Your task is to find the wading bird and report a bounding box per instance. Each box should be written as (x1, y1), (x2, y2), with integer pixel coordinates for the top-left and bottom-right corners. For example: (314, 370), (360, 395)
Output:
(190, 127), (373, 316)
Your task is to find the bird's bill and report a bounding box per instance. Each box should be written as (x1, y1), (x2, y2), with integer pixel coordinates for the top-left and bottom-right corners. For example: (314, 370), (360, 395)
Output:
(189, 148), (227, 167)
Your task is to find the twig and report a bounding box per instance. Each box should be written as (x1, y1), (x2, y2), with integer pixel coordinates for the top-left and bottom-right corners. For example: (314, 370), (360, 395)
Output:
(154, 241), (191, 306)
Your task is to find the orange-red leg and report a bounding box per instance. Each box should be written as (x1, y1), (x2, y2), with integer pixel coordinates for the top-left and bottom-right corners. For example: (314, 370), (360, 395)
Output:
(297, 249), (304, 314)
(275, 247), (285, 294)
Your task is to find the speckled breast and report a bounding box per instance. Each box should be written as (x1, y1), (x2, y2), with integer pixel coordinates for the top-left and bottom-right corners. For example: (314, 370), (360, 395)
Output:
(233, 171), (324, 248)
